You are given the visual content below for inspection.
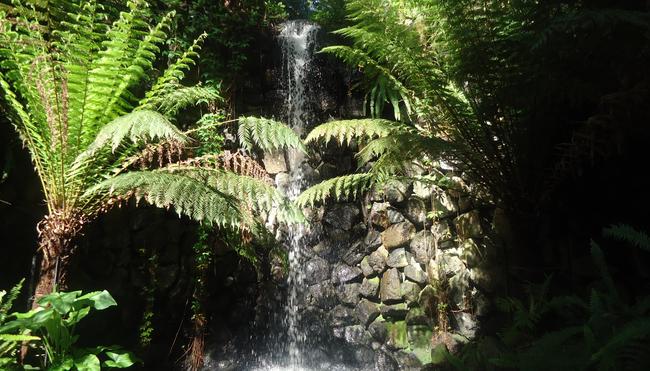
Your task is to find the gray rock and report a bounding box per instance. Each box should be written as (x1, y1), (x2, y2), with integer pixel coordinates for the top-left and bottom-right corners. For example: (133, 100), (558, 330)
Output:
(344, 325), (370, 345)
(401, 281), (421, 304)
(364, 229), (382, 250)
(380, 268), (402, 303)
(330, 305), (355, 327)
(393, 350), (422, 370)
(387, 248), (409, 268)
(369, 202), (391, 229)
(360, 257), (374, 277)
(374, 351), (398, 371)
(404, 260), (427, 284)
(384, 181), (409, 205)
(312, 240), (332, 258)
(432, 191), (457, 216)
(359, 277), (380, 299)
(368, 246), (388, 275)
(338, 283), (361, 305)
(333, 264), (363, 284)
(454, 311), (478, 338)
(404, 197), (427, 227)
(323, 204), (360, 231)
(354, 346), (375, 365)
(410, 230), (434, 265)
(381, 221), (415, 249)
(387, 208), (406, 224)
(381, 302), (409, 319)
(342, 241), (366, 266)
(332, 327), (345, 339)
(355, 299), (380, 326)
(368, 318), (388, 342)
(431, 222), (453, 242)
(307, 281), (338, 310)
(305, 256), (330, 284)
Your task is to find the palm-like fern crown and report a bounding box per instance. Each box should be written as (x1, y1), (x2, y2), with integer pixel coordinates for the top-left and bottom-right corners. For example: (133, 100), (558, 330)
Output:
(0, 0), (304, 232)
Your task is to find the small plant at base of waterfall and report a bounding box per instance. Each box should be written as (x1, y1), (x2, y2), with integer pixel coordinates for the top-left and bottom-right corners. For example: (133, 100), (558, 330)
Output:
(441, 224), (650, 370)
(0, 289), (137, 370)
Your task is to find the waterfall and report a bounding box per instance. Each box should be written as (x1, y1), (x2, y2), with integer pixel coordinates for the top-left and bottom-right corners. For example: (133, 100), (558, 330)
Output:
(280, 19), (320, 371)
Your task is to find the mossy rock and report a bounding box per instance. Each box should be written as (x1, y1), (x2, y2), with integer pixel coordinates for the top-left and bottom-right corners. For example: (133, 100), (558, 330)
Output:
(386, 320), (408, 349)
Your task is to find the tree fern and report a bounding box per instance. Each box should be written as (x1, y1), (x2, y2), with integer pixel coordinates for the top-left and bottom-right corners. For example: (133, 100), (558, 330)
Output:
(305, 118), (405, 146)
(603, 224), (650, 252)
(296, 173), (377, 207)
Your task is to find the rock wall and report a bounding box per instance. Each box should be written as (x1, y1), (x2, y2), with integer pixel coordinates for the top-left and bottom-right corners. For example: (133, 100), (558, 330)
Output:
(272, 163), (503, 369)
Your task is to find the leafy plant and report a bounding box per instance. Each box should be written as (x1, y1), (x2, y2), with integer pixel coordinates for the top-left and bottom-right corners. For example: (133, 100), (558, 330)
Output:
(1, 279), (40, 369)
(0, 0), (303, 303)
(0, 289), (136, 370)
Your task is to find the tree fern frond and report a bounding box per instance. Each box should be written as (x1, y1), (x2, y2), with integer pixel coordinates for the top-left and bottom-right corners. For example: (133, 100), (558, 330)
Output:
(603, 224), (650, 252)
(305, 118), (406, 146)
(0, 279), (23, 323)
(296, 173), (377, 207)
(176, 153), (272, 184)
(238, 116), (306, 153)
(84, 170), (244, 229)
(137, 84), (221, 117)
(79, 110), (190, 155)
(591, 318), (650, 365)
(359, 131), (451, 173)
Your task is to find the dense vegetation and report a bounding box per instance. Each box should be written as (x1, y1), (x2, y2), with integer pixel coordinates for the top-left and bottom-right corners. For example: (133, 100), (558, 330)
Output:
(1, 0), (649, 370)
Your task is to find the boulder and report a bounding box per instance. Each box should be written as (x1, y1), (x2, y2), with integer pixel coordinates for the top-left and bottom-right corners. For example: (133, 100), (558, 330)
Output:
(405, 306), (430, 326)
(360, 257), (374, 277)
(359, 277), (380, 299)
(370, 202), (392, 229)
(386, 320), (408, 349)
(307, 281), (338, 310)
(381, 302), (409, 319)
(337, 283), (361, 306)
(341, 241), (366, 266)
(368, 317), (388, 342)
(401, 281), (421, 304)
(404, 259), (427, 285)
(323, 204), (361, 231)
(381, 221), (415, 249)
(263, 151), (287, 174)
(387, 248), (409, 268)
(305, 256), (330, 284)
(364, 229), (382, 250)
(330, 305), (355, 327)
(384, 181), (410, 205)
(404, 197), (427, 227)
(344, 325), (370, 345)
(368, 246), (388, 275)
(380, 268), (403, 303)
(410, 230), (434, 265)
(455, 210), (483, 239)
(333, 264), (363, 284)
(355, 299), (381, 326)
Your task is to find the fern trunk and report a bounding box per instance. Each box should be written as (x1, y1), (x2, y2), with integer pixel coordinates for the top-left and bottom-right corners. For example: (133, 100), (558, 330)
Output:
(32, 210), (84, 306)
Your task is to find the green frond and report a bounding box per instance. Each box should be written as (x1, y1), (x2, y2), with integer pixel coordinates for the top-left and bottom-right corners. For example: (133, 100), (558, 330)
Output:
(359, 131), (451, 173)
(603, 224), (650, 252)
(238, 116), (306, 153)
(138, 84), (221, 117)
(591, 318), (650, 365)
(305, 118), (405, 146)
(0, 279), (23, 324)
(84, 170), (245, 229)
(296, 173), (377, 207)
(78, 110), (190, 155)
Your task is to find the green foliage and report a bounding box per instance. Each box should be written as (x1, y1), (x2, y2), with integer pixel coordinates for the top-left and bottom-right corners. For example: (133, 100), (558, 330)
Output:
(446, 225), (650, 371)
(0, 289), (136, 370)
(1, 279), (39, 369)
(238, 116), (307, 154)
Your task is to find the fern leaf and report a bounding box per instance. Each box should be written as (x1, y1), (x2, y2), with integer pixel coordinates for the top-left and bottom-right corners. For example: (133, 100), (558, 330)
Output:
(138, 85), (221, 117)
(603, 224), (650, 252)
(238, 116), (306, 153)
(296, 173), (376, 207)
(305, 119), (405, 146)
(591, 318), (650, 365)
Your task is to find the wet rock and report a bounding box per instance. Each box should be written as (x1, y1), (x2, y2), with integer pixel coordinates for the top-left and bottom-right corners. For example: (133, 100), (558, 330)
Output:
(344, 325), (370, 345)
(380, 268), (402, 303)
(305, 256), (330, 284)
(333, 264), (363, 284)
(330, 305), (355, 327)
(360, 257), (374, 277)
(307, 281), (338, 309)
(381, 221), (415, 249)
(312, 240), (332, 258)
(393, 350), (423, 370)
(354, 346), (375, 365)
(401, 281), (421, 304)
(368, 246), (388, 275)
(404, 259), (427, 284)
(359, 277), (380, 299)
(338, 283), (361, 305)
(333, 327), (345, 339)
(355, 299), (380, 326)
(410, 230), (434, 265)
(387, 248), (409, 268)
(381, 302), (409, 319)
(374, 350), (399, 371)
(323, 204), (360, 231)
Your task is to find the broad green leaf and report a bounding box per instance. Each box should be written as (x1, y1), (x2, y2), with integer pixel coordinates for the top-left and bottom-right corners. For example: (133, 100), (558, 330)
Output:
(75, 353), (101, 371)
(76, 291), (117, 311)
(104, 350), (136, 368)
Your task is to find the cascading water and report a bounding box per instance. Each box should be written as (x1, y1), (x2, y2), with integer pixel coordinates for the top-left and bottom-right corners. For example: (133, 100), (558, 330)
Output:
(281, 19), (319, 370)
